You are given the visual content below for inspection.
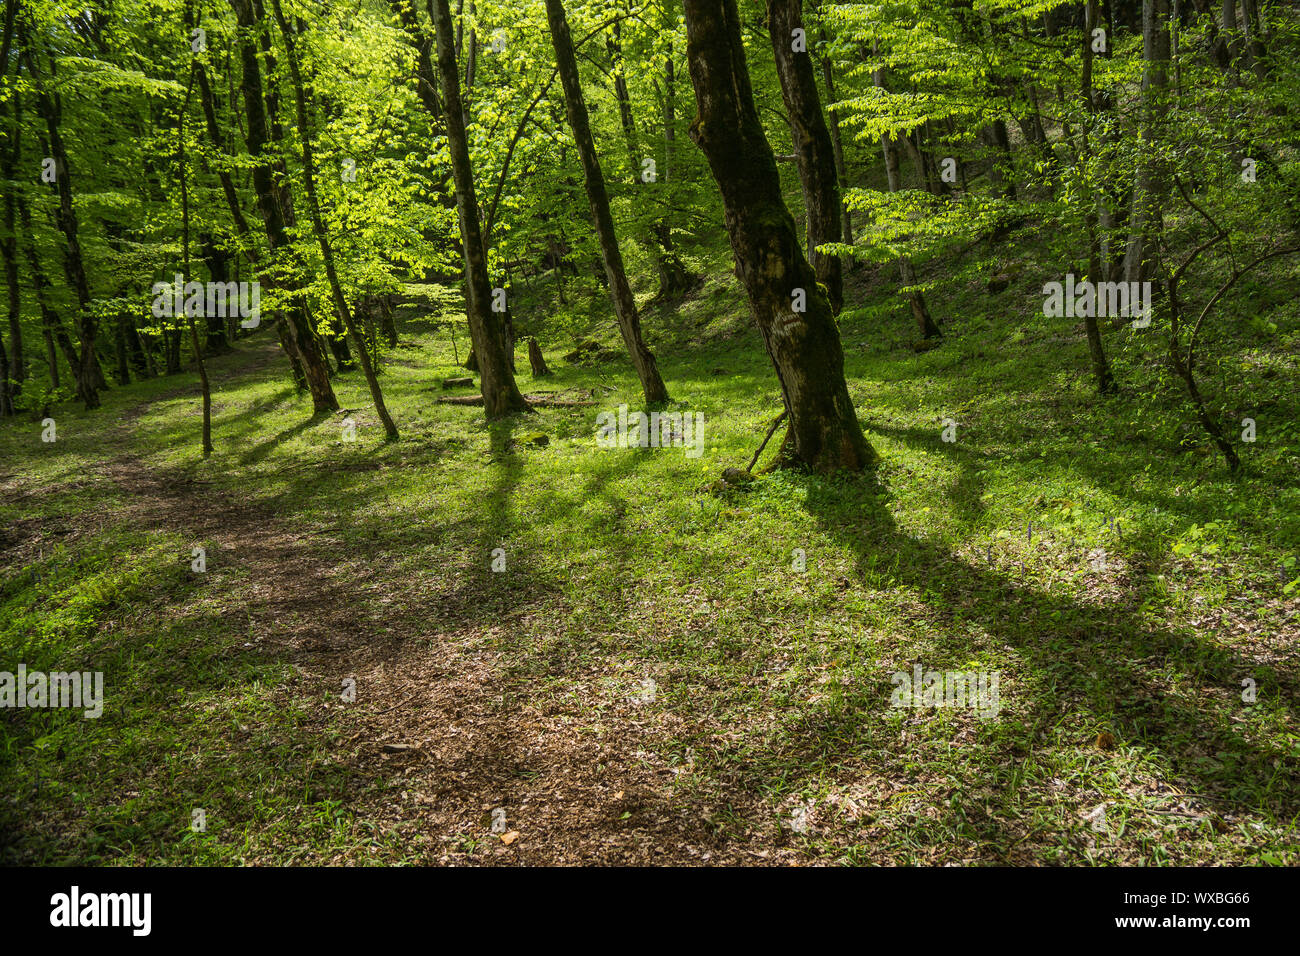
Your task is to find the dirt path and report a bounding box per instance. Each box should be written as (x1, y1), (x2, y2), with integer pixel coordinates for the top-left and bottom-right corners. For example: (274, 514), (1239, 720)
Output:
(68, 447), (797, 865)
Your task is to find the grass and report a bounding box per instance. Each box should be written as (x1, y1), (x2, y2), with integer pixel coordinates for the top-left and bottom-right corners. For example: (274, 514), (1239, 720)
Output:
(1, 223), (1297, 865)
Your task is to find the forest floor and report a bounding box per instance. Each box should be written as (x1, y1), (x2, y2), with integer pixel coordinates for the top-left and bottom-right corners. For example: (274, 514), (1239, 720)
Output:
(2, 232), (1299, 865)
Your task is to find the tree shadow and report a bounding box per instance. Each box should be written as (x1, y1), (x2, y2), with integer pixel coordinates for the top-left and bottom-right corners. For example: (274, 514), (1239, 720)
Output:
(237, 407), (334, 467)
(780, 470), (1299, 852)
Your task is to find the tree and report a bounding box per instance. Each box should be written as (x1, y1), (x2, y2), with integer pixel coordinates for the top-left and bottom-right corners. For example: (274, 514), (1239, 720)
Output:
(228, 0), (338, 414)
(545, 0), (669, 405)
(176, 65), (212, 457)
(682, 0), (874, 473)
(766, 0), (842, 314)
(22, 33), (102, 408)
(429, 0), (529, 419)
(1120, 0), (1171, 287)
(270, 0), (398, 441)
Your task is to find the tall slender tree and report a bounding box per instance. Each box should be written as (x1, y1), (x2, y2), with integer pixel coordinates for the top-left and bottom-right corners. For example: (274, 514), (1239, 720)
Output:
(1121, 0), (1171, 286)
(766, 0), (842, 313)
(176, 65), (212, 457)
(429, 0), (529, 419)
(874, 42), (940, 341)
(22, 36), (101, 408)
(270, 0), (398, 440)
(545, 0), (669, 404)
(228, 0), (338, 414)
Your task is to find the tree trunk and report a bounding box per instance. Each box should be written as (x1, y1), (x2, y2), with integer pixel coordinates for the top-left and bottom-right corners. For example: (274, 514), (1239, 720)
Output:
(607, 24), (697, 301)
(198, 234), (233, 352)
(875, 49), (940, 340)
(766, 0), (843, 314)
(177, 67), (213, 457)
(113, 315), (131, 385)
(545, 0), (670, 404)
(1, 95), (22, 408)
(1121, 0), (1170, 286)
(43, 328), (59, 390)
(464, 3), (477, 91)
(683, 0), (874, 473)
(981, 119), (1017, 200)
(0, 322), (9, 416)
(0, 0), (15, 413)
(1, 206), (15, 411)
(379, 295), (398, 346)
(1085, 243), (1118, 395)
(818, 36), (853, 244)
(1240, 0), (1268, 80)
(270, 0), (398, 440)
(430, 0), (530, 419)
(527, 337), (551, 377)
(15, 192), (79, 387)
(22, 43), (100, 408)
(228, 0), (338, 413)
(1081, 0), (1118, 395)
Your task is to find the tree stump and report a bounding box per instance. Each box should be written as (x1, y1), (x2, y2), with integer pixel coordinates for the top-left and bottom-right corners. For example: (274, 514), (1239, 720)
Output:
(528, 338), (552, 377)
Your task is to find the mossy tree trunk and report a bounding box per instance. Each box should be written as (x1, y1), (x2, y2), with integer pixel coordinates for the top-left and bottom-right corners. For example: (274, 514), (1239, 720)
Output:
(682, 0), (875, 473)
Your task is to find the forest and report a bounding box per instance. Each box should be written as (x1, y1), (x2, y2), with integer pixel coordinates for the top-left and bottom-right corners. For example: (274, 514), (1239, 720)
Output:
(0, 0), (1297, 868)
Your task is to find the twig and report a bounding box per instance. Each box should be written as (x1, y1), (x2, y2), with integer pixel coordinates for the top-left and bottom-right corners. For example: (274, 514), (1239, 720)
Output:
(747, 409), (788, 472)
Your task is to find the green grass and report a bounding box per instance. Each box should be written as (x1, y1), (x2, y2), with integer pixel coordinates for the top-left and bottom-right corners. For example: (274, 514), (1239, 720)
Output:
(1, 225), (1297, 865)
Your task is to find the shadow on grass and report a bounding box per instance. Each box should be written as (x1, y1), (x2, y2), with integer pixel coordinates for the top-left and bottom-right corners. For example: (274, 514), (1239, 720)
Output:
(783, 470), (1298, 854)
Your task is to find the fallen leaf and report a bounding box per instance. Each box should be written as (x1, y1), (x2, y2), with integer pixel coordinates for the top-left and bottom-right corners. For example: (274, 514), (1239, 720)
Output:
(501, 830), (520, 845)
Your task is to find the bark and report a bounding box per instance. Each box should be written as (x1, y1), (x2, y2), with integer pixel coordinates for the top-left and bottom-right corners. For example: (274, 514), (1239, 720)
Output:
(177, 66), (213, 457)
(527, 337), (551, 377)
(683, 0), (874, 472)
(0, 3), (18, 411)
(197, 54), (281, 362)
(464, 3), (477, 92)
(44, 328), (58, 390)
(1241, 0), (1268, 80)
(1, 97), (20, 409)
(271, 0), (398, 440)
(605, 23), (696, 302)
(982, 119), (1017, 200)
(22, 43), (101, 408)
(766, 0), (842, 314)
(1221, 0), (1240, 64)
(228, 0), (338, 412)
(325, 324), (356, 371)
(430, 0), (529, 419)
(0, 316), (9, 415)
(544, 0), (670, 404)
(817, 37), (852, 244)
(1081, 0), (1118, 395)
(196, 62), (252, 240)
(1121, 0), (1171, 287)
(875, 48), (940, 340)
(389, 0), (444, 119)
(198, 234), (233, 352)
(1085, 243), (1118, 395)
(1, 185), (15, 410)
(113, 315), (130, 385)
(16, 192), (79, 385)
